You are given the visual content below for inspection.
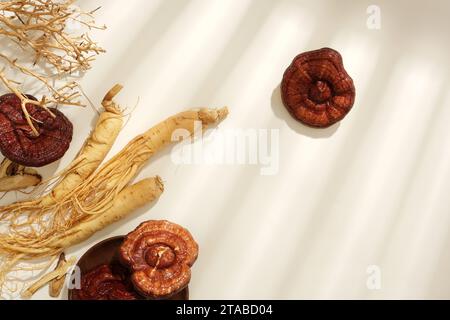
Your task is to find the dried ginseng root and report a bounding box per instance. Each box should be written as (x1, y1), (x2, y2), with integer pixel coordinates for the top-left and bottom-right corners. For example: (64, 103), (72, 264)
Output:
(49, 253), (67, 298)
(0, 85), (227, 299)
(21, 256), (76, 299)
(0, 159), (41, 192)
(0, 0), (105, 135)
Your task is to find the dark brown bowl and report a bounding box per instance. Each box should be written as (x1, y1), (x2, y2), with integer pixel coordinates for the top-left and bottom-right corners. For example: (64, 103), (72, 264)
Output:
(68, 236), (189, 300)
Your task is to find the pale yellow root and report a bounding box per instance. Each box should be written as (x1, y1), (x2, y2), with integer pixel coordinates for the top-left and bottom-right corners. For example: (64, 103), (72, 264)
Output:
(73, 107), (229, 215)
(0, 86), (228, 296)
(0, 106), (227, 253)
(49, 176), (164, 250)
(0, 174), (42, 192)
(0, 159), (42, 192)
(0, 159), (12, 177)
(0, 84), (123, 218)
(134, 107), (229, 166)
(49, 253), (66, 298)
(21, 256), (76, 299)
(40, 84), (124, 205)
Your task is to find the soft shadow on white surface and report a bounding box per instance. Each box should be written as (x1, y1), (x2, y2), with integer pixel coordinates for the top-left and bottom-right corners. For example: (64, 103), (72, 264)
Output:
(96, 1), (190, 94)
(8, 0), (449, 300)
(269, 14), (442, 297)
(185, 0), (277, 107)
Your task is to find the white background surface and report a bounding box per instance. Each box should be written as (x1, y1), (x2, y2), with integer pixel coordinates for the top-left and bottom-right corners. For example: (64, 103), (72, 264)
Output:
(2, 0), (449, 299)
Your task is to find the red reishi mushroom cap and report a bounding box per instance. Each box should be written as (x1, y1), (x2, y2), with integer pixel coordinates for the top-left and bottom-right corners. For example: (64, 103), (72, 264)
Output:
(120, 220), (198, 299)
(281, 47), (356, 128)
(0, 93), (73, 167)
(72, 264), (141, 300)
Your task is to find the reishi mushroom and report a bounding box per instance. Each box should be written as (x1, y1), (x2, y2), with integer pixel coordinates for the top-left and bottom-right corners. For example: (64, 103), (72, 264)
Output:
(72, 264), (141, 300)
(281, 47), (356, 128)
(0, 93), (73, 167)
(120, 220), (199, 299)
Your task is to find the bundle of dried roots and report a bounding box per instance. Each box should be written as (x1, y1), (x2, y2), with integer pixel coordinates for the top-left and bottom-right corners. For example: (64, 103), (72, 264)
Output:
(0, 0), (105, 135)
(0, 85), (228, 298)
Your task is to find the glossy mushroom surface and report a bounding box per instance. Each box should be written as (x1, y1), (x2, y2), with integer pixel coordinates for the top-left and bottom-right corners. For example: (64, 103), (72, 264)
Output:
(281, 48), (355, 128)
(120, 220), (198, 299)
(71, 263), (141, 300)
(68, 236), (189, 300)
(0, 93), (73, 167)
